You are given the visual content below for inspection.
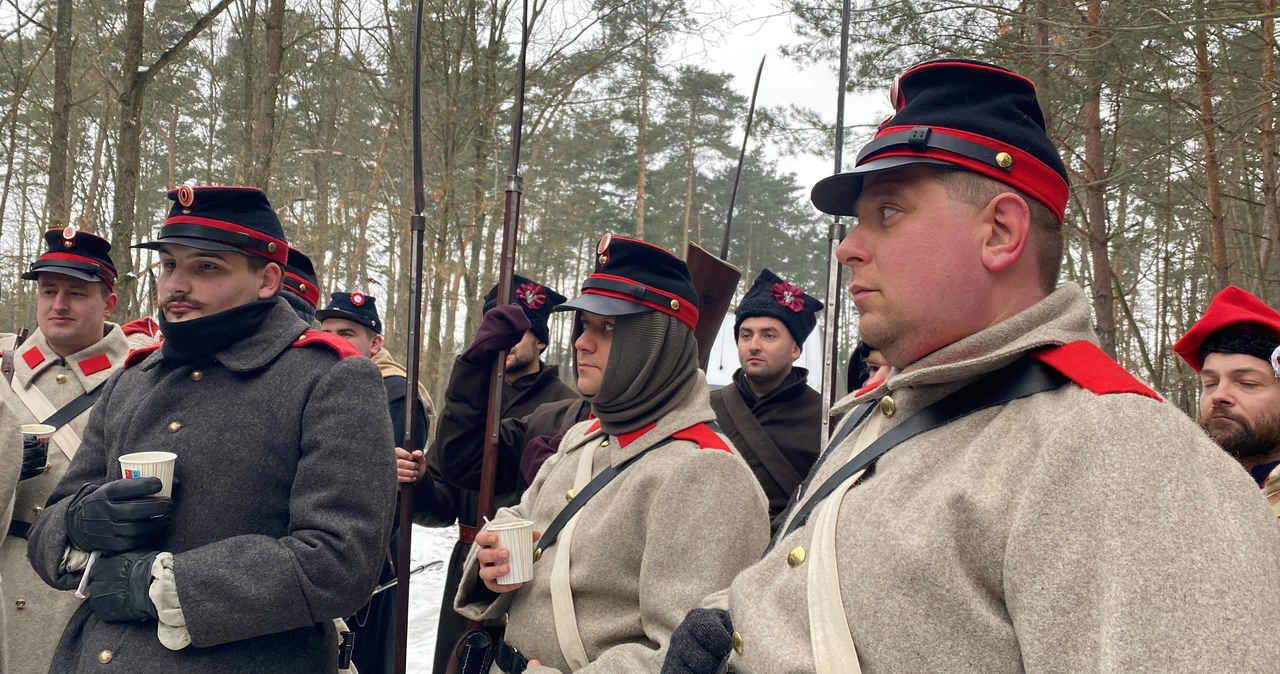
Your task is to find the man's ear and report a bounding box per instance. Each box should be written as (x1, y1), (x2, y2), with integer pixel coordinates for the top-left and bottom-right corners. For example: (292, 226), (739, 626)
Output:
(258, 262), (284, 298)
(103, 293), (118, 316)
(370, 333), (384, 355)
(980, 192), (1031, 274)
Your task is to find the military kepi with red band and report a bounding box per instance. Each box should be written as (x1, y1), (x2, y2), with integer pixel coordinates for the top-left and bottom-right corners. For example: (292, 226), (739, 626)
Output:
(282, 247), (321, 309)
(22, 227), (118, 291)
(136, 185), (288, 264)
(555, 234), (699, 330)
(810, 58), (1070, 222)
(1173, 286), (1280, 373)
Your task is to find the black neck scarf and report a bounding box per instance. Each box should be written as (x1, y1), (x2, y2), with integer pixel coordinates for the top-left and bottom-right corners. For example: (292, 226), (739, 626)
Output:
(159, 299), (277, 363)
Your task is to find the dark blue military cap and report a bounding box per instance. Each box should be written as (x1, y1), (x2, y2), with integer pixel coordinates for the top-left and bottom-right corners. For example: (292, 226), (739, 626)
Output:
(136, 185), (288, 264)
(22, 227), (118, 291)
(811, 58), (1069, 222)
(282, 247), (321, 309)
(315, 291), (382, 334)
(483, 274), (567, 345)
(734, 268), (823, 347)
(555, 234), (698, 331)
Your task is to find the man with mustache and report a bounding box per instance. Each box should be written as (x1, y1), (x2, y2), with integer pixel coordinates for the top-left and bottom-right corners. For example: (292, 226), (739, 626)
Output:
(1174, 286), (1280, 518)
(26, 185), (396, 672)
(0, 228), (131, 674)
(663, 58), (1280, 673)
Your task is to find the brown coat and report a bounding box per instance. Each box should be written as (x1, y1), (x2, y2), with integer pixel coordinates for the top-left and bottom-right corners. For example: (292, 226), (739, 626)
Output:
(0, 325), (130, 674)
(718, 284), (1280, 672)
(457, 374), (769, 673)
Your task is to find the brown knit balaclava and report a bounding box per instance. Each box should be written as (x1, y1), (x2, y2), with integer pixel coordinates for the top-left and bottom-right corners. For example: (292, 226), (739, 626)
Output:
(584, 310), (699, 435)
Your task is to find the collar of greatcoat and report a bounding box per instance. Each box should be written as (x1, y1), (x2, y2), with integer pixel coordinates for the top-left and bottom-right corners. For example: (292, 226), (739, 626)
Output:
(14, 323), (130, 391)
(139, 297), (309, 373)
(559, 372), (720, 466)
(830, 282), (1103, 422)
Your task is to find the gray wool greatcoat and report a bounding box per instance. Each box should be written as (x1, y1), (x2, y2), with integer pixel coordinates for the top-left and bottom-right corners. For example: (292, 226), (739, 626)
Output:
(26, 298), (397, 674)
(712, 283), (1280, 672)
(456, 373), (770, 673)
(0, 324), (131, 674)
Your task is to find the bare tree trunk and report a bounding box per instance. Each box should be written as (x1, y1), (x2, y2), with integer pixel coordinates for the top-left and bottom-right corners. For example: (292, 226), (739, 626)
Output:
(1082, 0), (1116, 356)
(635, 34), (651, 238)
(1194, 8), (1230, 289)
(44, 0), (75, 227)
(247, 0), (286, 189)
(681, 97), (697, 254)
(1258, 0), (1279, 289)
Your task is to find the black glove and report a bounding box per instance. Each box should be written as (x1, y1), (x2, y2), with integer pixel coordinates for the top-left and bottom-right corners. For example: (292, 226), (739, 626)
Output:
(460, 303), (531, 366)
(19, 435), (49, 481)
(87, 550), (160, 622)
(65, 478), (173, 553)
(661, 608), (734, 674)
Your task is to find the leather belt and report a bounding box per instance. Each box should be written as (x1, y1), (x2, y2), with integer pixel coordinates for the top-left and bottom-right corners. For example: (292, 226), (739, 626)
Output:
(459, 523), (479, 545)
(494, 640), (529, 674)
(8, 521), (31, 539)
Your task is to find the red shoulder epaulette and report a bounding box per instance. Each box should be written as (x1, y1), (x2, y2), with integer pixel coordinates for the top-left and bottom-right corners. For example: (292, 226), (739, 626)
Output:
(1031, 340), (1162, 401)
(291, 330), (362, 360)
(672, 422), (732, 453)
(125, 343), (162, 369)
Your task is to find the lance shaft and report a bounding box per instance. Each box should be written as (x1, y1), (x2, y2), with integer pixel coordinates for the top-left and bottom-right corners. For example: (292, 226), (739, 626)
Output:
(478, 0), (529, 523)
(820, 0), (852, 449)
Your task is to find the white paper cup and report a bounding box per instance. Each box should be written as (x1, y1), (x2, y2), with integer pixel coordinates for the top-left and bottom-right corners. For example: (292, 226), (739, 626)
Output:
(118, 451), (177, 498)
(20, 423), (55, 438)
(488, 519), (535, 584)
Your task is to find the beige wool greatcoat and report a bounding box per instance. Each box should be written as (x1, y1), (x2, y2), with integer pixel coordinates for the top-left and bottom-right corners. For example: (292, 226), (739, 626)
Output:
(456, 374), (770, 673)
(0, 325), (130, 674)
(714, 283), (1280, 672)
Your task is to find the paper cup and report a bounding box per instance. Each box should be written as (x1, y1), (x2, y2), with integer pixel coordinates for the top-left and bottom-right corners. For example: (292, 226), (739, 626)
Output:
(20, 424), (55, 438)
(118, 451), (177, 498)
(488, 519), (535, 584)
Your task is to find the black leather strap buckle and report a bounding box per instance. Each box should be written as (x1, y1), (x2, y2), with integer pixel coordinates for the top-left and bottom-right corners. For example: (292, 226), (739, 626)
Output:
(907, 126), (932, 151)
(495, 640), (529, 674)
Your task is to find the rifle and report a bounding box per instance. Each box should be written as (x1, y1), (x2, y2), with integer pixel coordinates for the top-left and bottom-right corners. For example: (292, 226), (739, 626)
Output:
(478, 0), (530, 529)
(819, 0), (854, 448)
(689, 55), (766, 369)
(394, 0), (429, 670)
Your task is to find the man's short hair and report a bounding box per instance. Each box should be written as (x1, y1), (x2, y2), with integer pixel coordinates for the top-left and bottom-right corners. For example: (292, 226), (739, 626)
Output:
(244, 253), (269, 273)
(936, 169), (1062, 292)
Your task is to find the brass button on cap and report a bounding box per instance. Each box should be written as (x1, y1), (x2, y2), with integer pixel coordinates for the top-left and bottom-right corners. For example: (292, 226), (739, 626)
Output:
(787, 546), (806, 567)
(190, 370), (204, 381)
(32, 506), (43, 516)
(731, 630), (744, 655)
(669, 299), (680, 310)
(98, 649), (113, 664)
(995, 151), (1014, 169)
(14, 599), (25, 609)
(55, 374), (67, 384)
(878, 395), (896, 418)
(167, 421), (183, 433)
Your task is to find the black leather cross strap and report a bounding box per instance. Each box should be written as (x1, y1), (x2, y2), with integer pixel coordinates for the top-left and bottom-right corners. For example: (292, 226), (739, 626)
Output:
(42, 385), (104, 431)
(534, 422), (723, 558)
(780, 357), (1067, 540)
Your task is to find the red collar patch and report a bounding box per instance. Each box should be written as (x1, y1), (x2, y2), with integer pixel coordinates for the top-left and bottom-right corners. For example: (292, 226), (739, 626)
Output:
(78, 353), (112, 376)
(671, 423), (732, 453)
(125, 343), (162, 369)
(1031, 341), (1161, 400)
(21, 346), (45, 369)
(291, 329), (362, 360)
(617, 422), (657, 448)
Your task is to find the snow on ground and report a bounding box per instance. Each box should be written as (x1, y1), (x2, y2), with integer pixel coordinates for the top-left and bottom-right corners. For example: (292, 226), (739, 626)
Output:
(407, 524), (459, 672)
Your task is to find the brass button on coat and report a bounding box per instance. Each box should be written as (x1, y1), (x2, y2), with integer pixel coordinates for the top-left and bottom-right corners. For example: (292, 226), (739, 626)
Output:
(97, 649), (113, 664)
(502, 612), (509, 624)
(599, 439), (610, 447)
(879, 396), (896, 418)
(534, 548), (543, 562)
(32, 506), (43, 516)
(14, 599), (25, 609)
(167, 421), (183, 433)
(565, 489), (575, 501)
(787, 546), (806, 567)
(190, 370), (204, 381)
(55, 374), (67, 384)
(731, 630), (744, 655)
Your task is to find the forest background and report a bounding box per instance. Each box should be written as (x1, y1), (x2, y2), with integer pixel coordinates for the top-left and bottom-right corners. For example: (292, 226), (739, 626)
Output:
(2, 0), (1278, 415)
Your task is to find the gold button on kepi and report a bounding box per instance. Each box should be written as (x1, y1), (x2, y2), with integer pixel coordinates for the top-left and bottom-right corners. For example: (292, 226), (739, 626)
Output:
(190, 370), (204, 381)
(669, 299), (680, 310)
(299, 283), (308, 293)
(598, 254), (607, 266)
(55, 374), (67, 384)
(879, 395), (896, 418)
(32, 506), (43, 516)
(534, 548), (543, 562)
(787, 546), (806, 567)
(267, 242), (278, 253)
(14, 599), (24, 609)
(731, 630), (744, 655)
(995, 151), (1014, 169)
(167, 421), (183, 433)
(565, 489), (575, 502)
(97, 649), (113, 664)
